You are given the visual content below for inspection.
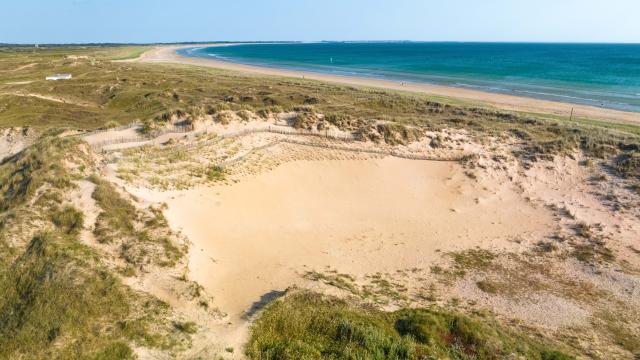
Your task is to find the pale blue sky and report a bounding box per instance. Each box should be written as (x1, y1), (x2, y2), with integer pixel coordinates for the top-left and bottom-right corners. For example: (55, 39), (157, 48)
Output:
(2, 0), (639, 44)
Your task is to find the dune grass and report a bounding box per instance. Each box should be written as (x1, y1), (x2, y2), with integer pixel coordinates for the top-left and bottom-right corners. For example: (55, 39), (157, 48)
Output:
(247, 291), (574, 360)
(0, 135), (82, 211)
(90, 176), (185, 270)
(51, 205), (84, 235)
(0, 136), (186, 359)
(0, 230), (169, 359)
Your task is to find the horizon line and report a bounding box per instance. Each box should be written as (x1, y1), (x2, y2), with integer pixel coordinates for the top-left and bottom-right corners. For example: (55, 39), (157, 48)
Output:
(2, 40), (640, 47)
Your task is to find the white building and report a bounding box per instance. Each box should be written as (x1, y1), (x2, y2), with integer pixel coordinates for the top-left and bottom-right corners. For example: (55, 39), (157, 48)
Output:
(45, 74), (72, 81)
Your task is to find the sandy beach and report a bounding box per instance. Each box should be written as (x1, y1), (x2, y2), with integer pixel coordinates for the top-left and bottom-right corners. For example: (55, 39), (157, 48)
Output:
(134, 45), (640, 125)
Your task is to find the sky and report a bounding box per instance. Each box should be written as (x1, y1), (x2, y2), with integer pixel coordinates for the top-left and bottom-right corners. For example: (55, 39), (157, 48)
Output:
(2, 0), (639, 44)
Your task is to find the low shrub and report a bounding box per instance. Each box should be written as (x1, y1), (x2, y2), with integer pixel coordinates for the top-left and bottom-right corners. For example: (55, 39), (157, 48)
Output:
(246, 291), (575, 360)
(612, 153), (640, 179)
(206, 165), (225, 181)
(215, 112), (233, 125)
(104, 120), (120, 129)
(51, 205), (84, 235)
(173, 321), (197, 334)
(237, 110), (252, 121)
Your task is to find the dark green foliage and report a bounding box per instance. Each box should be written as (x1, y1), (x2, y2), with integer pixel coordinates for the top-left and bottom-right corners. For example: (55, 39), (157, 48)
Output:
(394, 308), (558, 359)
(246, 291), (414, 360)
(247, 291), (574, 360)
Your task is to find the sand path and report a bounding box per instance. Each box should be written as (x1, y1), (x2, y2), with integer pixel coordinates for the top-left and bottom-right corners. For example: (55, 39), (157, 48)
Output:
(0, 91), (95, 107)
(134, 45), (639, 125)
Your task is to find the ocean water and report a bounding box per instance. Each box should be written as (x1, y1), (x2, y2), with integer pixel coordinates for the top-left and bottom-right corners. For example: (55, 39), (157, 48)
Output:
(180, 42), (640, 113)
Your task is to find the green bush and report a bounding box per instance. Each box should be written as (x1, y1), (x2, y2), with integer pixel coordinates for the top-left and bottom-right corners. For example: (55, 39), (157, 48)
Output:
(247, 291), (575, 360)
(90, 176), (184, 268)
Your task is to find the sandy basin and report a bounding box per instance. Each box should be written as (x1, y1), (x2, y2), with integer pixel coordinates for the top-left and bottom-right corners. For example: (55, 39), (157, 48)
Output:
(157, 157), (554, 320)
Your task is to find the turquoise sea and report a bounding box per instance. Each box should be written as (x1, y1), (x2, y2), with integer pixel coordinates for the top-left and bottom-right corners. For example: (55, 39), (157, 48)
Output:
(180, 42), (640, 113)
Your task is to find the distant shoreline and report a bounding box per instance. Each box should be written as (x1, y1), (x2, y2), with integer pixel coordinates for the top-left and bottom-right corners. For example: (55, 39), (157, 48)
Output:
(133, 45), (640, 125)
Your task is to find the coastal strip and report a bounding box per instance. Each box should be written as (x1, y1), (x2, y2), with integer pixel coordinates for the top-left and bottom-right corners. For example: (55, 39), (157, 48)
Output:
(132, 45), (640, 125)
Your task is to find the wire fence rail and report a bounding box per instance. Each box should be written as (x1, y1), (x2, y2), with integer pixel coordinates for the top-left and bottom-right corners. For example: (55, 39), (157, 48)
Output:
(79, 122), (141, 138)
(93, 124), (355, 151)
(217, 138), (463, 169)
(277, 138), (463, 162)
(92, 123), (465, 162)
(89, 124), (195, 149)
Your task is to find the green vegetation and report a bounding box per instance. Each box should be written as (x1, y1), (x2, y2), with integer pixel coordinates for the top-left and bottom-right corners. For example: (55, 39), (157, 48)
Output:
(612, 152), (640, 179)
(429, 249), (497, 280)
(0, 135), (84, 211)
(596, 310), (640, 355)
(107, 46), (151, 61)
(51, 205), (84, 235)
(475, 280), (500, 294)
(91, 175), (138, 244)
(304, 270), (359, 294)
(206, 164), (226, 181)
(89, 342), (135, 360)
(173, 321), (197, 335)
(0, 136), (183, 359)
(91, 176), (185, 270)
(0, 231), (165, 359)
(246, 291), (574, 360)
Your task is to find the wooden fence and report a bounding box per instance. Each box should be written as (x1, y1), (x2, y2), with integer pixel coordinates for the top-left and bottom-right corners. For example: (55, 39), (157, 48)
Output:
(78, 121), (141, 138)
(93, 123), (464, 163)
(89, 123), (194, 149)
(95, 124), (356, 151)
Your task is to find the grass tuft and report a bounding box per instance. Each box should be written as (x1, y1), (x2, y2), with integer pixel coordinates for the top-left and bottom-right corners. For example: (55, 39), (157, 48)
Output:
(51, 205), (84, 235)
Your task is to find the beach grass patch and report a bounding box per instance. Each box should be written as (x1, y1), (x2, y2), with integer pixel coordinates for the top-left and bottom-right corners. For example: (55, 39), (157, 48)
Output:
(246, 291), (575, 360)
